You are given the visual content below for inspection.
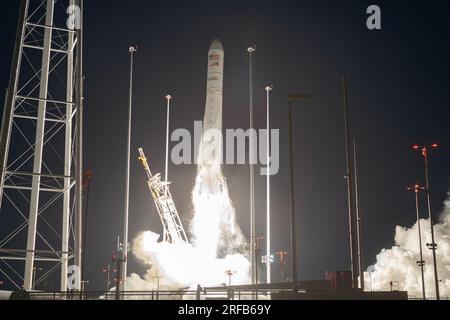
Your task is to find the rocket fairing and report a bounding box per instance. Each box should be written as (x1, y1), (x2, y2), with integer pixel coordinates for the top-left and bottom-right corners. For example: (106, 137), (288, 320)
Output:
(198, 40), (224, 168)
(204, 39), (224, 135)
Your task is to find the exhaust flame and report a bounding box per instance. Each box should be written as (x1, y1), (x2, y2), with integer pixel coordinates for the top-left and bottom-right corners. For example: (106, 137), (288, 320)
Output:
(191, 167), (247, 260)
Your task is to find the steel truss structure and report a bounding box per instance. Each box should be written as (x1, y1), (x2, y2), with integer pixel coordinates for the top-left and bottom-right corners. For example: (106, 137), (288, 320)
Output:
(0, 0), (83, 291)
(138, 148), (188, 245)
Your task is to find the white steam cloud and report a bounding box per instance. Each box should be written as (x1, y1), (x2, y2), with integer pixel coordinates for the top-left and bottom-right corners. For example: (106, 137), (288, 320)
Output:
(125, 144), (250, 297)
(366, 192), (450, 299)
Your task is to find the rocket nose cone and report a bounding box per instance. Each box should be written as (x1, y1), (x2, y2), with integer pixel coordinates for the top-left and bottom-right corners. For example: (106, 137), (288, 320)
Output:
(210, 39), (223, 51)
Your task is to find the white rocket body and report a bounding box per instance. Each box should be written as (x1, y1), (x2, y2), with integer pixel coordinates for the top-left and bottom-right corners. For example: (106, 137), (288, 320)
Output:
(197, 39), (225, 193)
(192, 39), (246, 259)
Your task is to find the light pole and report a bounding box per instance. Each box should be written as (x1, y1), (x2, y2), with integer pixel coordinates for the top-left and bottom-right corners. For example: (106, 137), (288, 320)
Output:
(342, 78), (359, 289)
(165, 95), (172, 183)
(407, 183), (426, 300)
(413, 143), (440, 300)
(121, 45), (138, 294)
(247, 45), (256, 290)
(265, 85), (273, 285)
(288, 94), (311, 293)
(74, 0), (85, 293)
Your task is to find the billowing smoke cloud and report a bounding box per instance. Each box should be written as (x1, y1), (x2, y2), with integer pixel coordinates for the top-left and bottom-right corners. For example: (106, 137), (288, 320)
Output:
(366, 192), (450, 299)
(129, 231), (249, 290)
(125, 152), (250, 297)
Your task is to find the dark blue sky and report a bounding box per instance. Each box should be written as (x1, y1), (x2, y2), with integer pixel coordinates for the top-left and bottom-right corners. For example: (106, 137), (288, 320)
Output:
(1, 0), (449, 291)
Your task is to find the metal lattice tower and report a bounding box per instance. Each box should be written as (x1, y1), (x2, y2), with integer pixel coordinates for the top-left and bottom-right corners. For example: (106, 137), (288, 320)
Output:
(0, 0), (84, 291)
(138, 148), (188, 245)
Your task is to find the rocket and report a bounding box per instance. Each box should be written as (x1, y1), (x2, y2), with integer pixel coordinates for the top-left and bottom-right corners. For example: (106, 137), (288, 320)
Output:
(204, 39), (224, 133)
(192, 40), (246, 257)
(198, 39), (224, 172)
(197, 39), (225, 193)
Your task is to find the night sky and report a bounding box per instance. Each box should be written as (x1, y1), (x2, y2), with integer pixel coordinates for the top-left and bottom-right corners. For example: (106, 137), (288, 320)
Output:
(1, 0), (449, 291)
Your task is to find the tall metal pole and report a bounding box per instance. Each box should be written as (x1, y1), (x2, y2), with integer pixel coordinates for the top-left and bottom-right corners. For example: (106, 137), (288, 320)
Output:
(288, 101), (297, 292)
(287, 94), (310, 293)
(353, 139), (364, 290)
(416, 185), (427, 301)
(407, 184), (426, 300)
(265, 86), (273, 285)
(342, 77), (359, 289)
(121, 46), (137, 293)
(247, 46), (256, 289)
(74, 0), (84, 292)
(61, 0), (77, 292)
(165, 95), (172, 183)
(422, 146), (440, 300)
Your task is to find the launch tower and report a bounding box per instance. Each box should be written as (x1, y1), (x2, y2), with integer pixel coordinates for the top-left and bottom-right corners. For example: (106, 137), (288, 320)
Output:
(0, 0), (84, 291)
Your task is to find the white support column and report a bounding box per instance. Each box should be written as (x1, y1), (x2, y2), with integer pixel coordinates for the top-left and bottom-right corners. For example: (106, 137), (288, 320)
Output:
(121, 46), (137, 294)
(247, 46), (256, 288)
(73, 0), (84, 291)
(165, 95), (172, 184)
(265, 86), (273, 285)
(24, 0), (55, 291)
(61, 0), (76, 291)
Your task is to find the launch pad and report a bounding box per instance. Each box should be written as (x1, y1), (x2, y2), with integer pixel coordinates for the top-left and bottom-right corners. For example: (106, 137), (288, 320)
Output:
(5, 281), (408, 300)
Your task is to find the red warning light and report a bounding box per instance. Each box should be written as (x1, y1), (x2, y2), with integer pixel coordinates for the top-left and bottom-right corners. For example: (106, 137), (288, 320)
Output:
(431, 143), (439, 148)
(412, 145), (420, 150)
